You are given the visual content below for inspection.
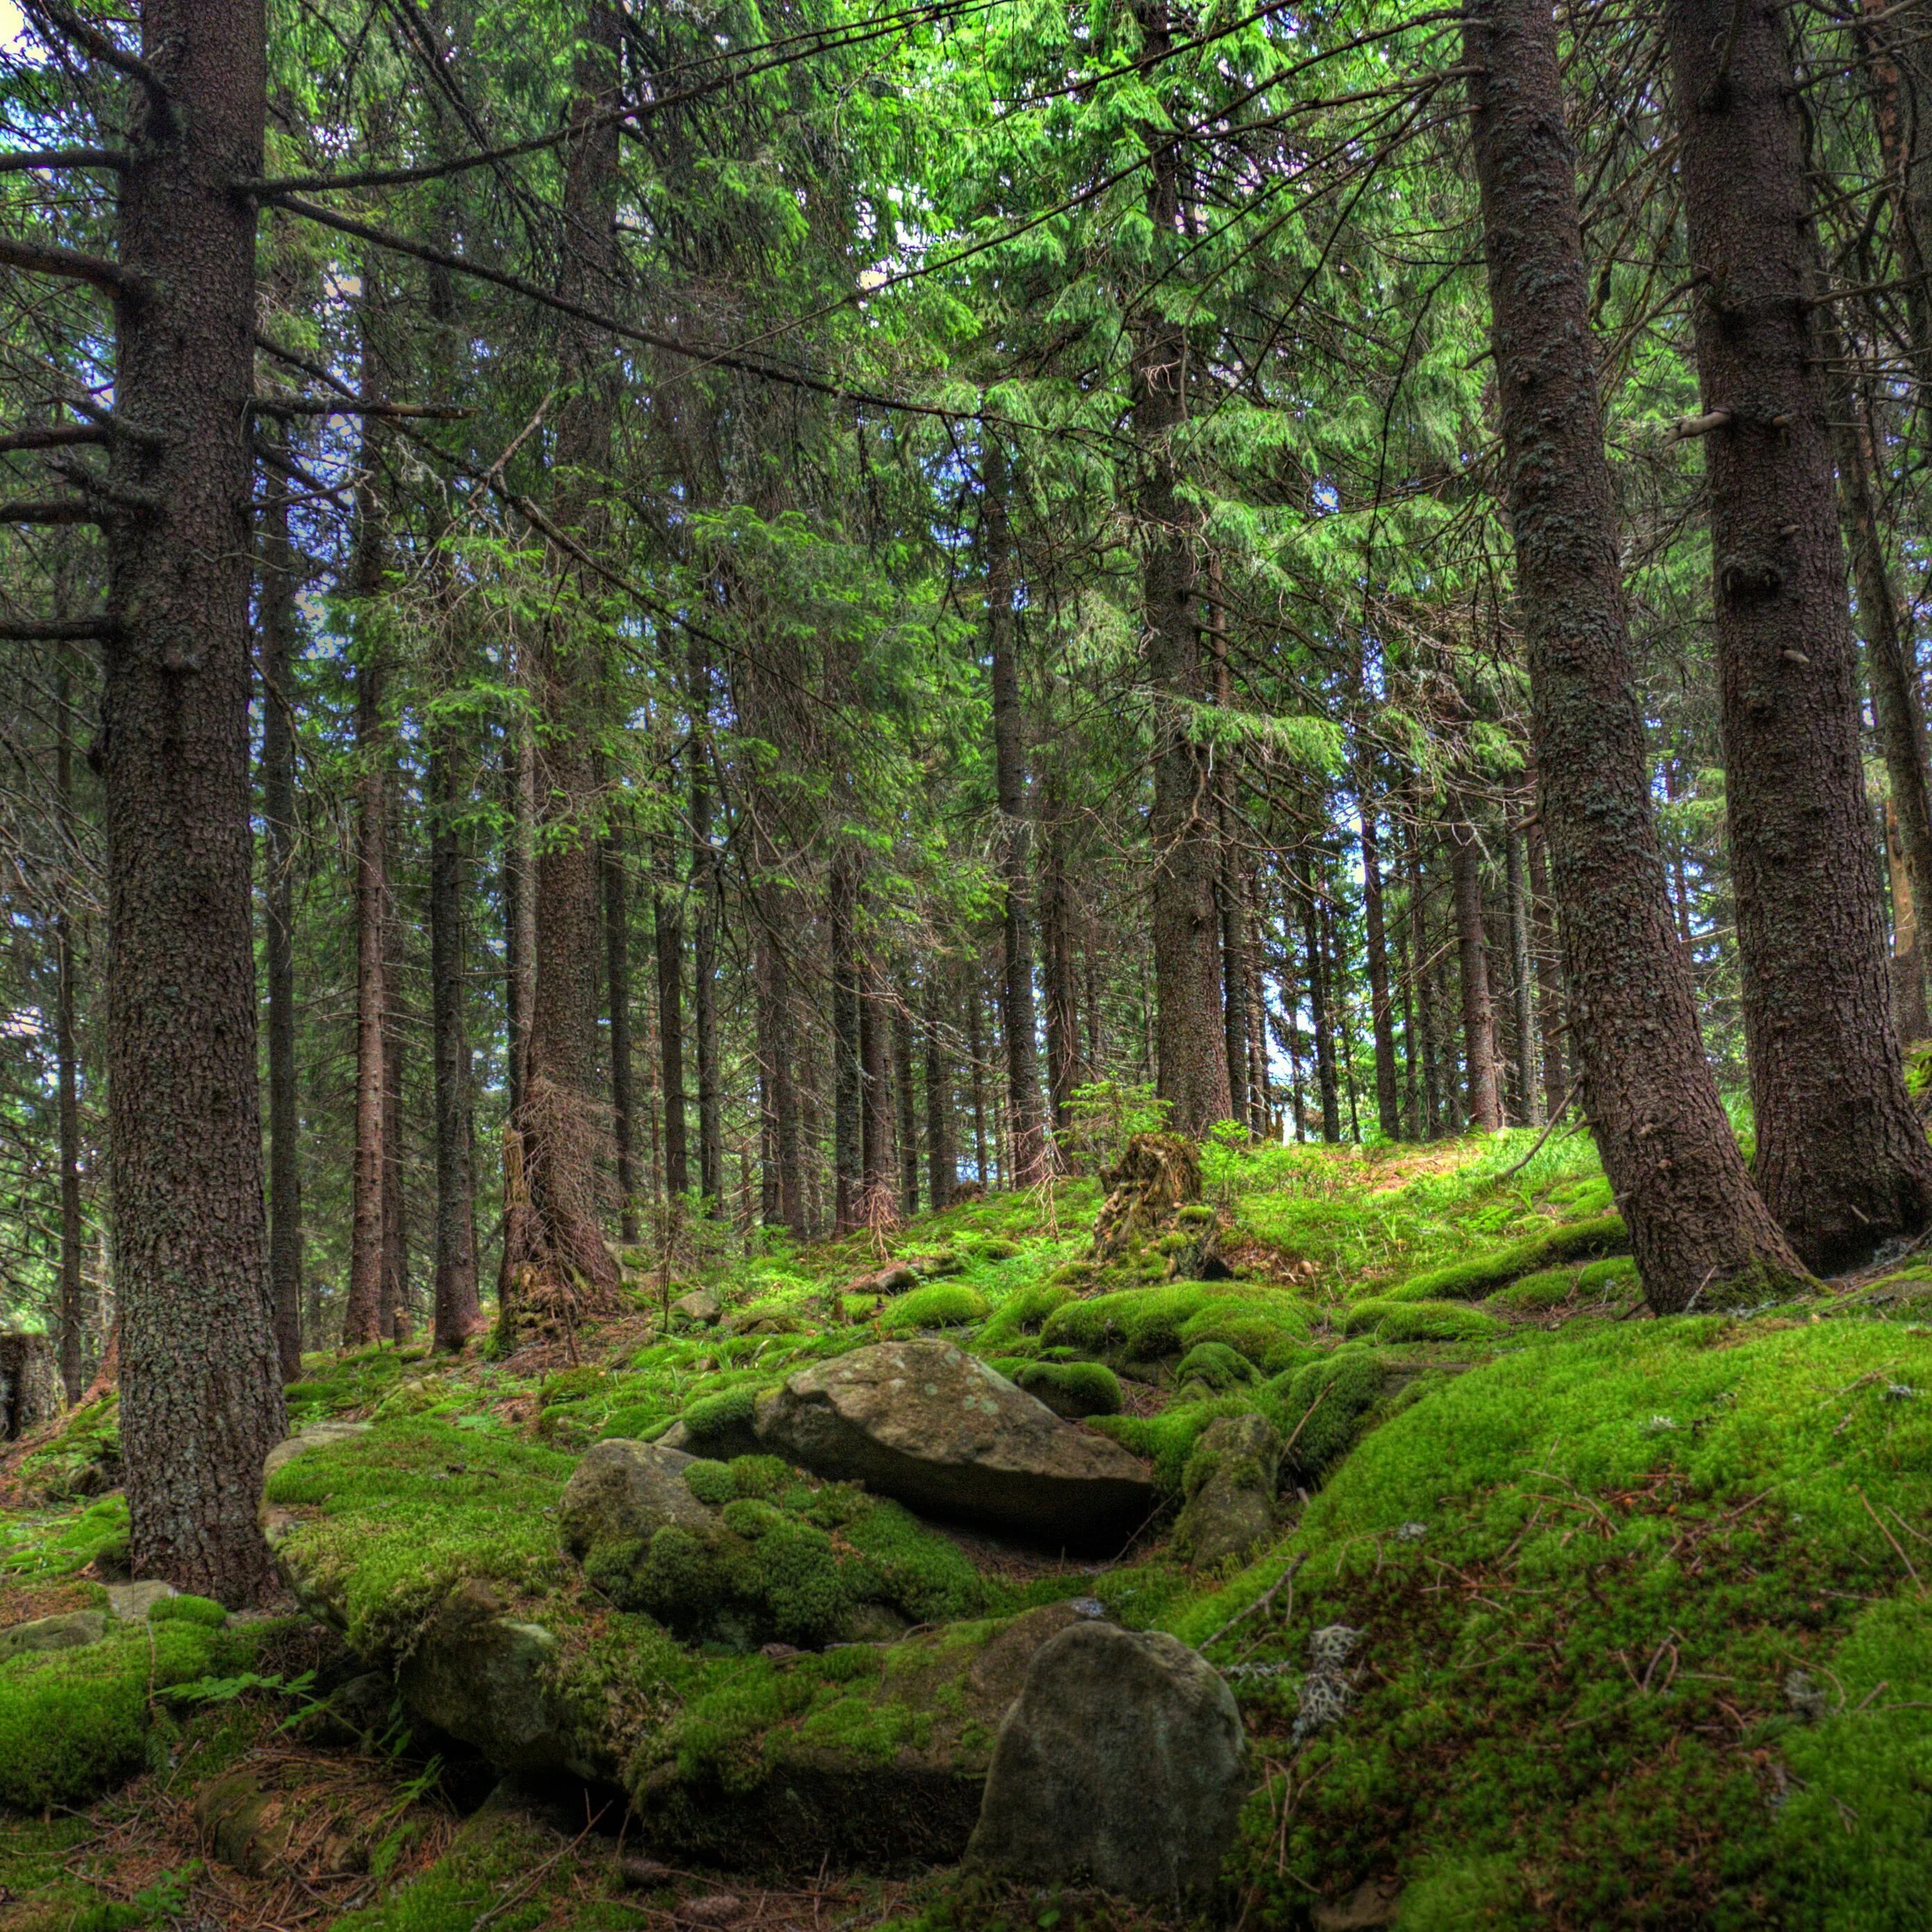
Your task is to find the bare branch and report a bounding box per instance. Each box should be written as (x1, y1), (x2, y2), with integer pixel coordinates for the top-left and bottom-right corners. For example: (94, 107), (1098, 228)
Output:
(1667, 408), (1733, 441)
(0, 231), (149, 300)
(250, 395), (473, 420)
(20, 0), (167, 95)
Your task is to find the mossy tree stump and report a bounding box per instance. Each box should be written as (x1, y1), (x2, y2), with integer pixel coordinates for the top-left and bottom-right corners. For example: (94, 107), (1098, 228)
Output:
(1091, 1133), (1228, 1280)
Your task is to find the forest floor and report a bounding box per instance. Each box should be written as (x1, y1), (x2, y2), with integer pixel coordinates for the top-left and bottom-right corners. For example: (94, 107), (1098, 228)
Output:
(4, 1126), (1932, 1931)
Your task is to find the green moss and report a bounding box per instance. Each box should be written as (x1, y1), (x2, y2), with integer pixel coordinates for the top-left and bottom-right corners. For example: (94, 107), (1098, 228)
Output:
(975, 1280), (1073, 1347)
(264, 1418), (576, 1657)
(1093, 1393), (1282, 1497)
(881, 1282), (989, 1330)
(1578, 1255), (1640, 1293)
(538, 1366), (608, 1407)
(147, 1593), (228, 1628)
(1275, 1347), (1386, 1481)
(1487, 1266), (1578, 1313)
(671, 1382), (769, 1455)
(683, 1458), (738, 1507)
(1042, 1282), (1312, 1365)
(1344, 1299), (1503, 1344)
(1175, 1341), (1259, 1390)
(1193, 1318), (1932, 1926)
(1011, 1359), (1124, 1416)
(0, 1621), (258, 1810)
(323, 1807), (574, 1932)
(18, 1393), (120, 1497)
(1386, 1213), (1628, 1303)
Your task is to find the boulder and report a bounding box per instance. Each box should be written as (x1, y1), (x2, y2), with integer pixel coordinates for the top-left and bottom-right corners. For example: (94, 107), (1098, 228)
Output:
(966, 1620), (1247, 1899)
(1173, 1414), (1282, 1571)
(557, 1439), (714, 1559)
(755, 1341), (1156, 1550)
(263, 1420), (370, 1484)
(107, 1580), (179, 1623)
(670, 1289), (721, 1327)
(395, 1579), (596, 1778)
(0, 1608), (106, 1663)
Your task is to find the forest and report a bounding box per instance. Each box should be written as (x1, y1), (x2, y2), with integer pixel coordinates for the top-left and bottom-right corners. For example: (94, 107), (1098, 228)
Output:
(4, 0), (1932, 1921)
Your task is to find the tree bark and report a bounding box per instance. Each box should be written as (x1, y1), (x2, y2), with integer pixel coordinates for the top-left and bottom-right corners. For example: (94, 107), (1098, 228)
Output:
(894, 990), (919, 1214)
(258, 463), (303, 1381)
(860, 951), (897, 1224)
(967, 970), (990, 1184)
(342, 414), (388, 1350)
(984, 438), (1049, 1183)
(503, 0), (625, 1322)
(924, 967), (954, 1206)
(604, 829), (638, 1243)
(1525, 811), (1567, 1120)
(1133, 0), (1232, 1137)
(429, 726), (480, 1350)
(1665, 0), (1932, 1270)
(107, 0), (284, 1599)
(1039, 797), (1080, 1136)
(689, 639), (723, 1209)
(1357, 767), (1400, 1141)
(379, 771), (409, 1341)
(1506, 817), (1541, 1127)
(54, 656), (88, 1402)
(1466, 0), (1808, 1304)
(1302, 868), (1341, 1142)
(1449, 820), (1503, 1133)
(655, 833), (688, 1198)
(1407, 823), (1441, 1138)
(829, 853), (860, 1230)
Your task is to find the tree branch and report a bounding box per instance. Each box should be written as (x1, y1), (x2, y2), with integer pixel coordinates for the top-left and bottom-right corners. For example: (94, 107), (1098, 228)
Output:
(21, 0), (167, 95)
(0, 147), (129, 174)
(250, 394), (472, 420)
(0, 423), (108, 455)
(0, 231), (149, 300)
(265, 193), (979, 423)
(0, 614), (115, 641)
(1667, 408), (1733, 441)
(0, 496), (104, 525)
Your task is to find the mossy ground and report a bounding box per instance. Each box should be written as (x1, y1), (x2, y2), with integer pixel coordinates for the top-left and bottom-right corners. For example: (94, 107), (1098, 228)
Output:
(10, 1127), (1932, 1924)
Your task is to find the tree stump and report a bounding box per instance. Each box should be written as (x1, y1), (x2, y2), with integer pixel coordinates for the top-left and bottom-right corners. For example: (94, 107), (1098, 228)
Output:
(0, 1334), (60, 1439)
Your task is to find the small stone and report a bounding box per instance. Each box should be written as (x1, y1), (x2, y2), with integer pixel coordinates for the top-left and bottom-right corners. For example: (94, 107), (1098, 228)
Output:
(106, 1580), (179, 1622)
(0, 1608), (107, 1662)
(1784, 1668), (1829, 1724)
(617, 1853), (673, 1889)
(1068, 1596), (1107, 1618)
(966, 1620), (1246, 1898)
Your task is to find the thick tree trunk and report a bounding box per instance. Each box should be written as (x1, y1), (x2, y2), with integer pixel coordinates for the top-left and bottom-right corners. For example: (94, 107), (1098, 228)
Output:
(1133, 0), (1231, 1137)
(1039, 800), (1080, 1136)
(429, 734), (480, 1350)
(829, 854), (860, 1230)
(502, 721), (530, 1125)
(604, 830), (638, 1243)
(1665, 0), (1932, 1270)
(1449, 821), (1503, 1133)
(258, 471), (303, 1381)
(860, 954), (897, 1223)
(107, 0), (284, 1598)
(894, 991), (919, 1214)
(984, 439), (1049, 1183)
(503, 1), (625, 1323)
(1466, 0), (1808, 1305)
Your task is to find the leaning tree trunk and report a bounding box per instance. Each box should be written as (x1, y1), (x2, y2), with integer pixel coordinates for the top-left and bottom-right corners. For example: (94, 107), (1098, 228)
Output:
(108, 0), (284, 1600)
(1665, 0), (1932, 1271)
(500, 0), (625, 1329)
(1466, 0), (1808, 1307)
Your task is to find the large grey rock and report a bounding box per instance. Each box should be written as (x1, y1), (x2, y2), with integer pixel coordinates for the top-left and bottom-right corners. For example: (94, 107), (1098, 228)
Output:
(107, 1580), (179, 1623)
(965, 1620), (1247, 1899)
(755, 1340), (1156, 1550)
(1173, 1414), (1282, 1571)
(670, 1289), (721, 1327)
(0, 1608), (107, 1662)
(557, 1438), (714, 1559)
(263, 1420), (370, 1484)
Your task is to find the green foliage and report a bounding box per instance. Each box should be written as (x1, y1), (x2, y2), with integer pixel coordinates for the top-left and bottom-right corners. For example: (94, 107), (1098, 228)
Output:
(881, 1281), (990, 1330)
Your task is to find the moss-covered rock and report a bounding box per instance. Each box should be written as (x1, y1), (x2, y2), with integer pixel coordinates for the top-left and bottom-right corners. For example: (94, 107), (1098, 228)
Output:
(1173, 1413), (1281, 1571)
(1011, 1360), (1123, 1419)
(880, 1281), (990, 1331)
(1343, 1299), (1503, 1345)
(1384, 1213), (1627, 1303)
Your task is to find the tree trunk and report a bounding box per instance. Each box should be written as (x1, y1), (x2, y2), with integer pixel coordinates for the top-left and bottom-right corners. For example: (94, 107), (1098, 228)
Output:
(1407, 825), (1441, 1138)
(1302, 870), (1341, 1143)
(107, 0), (284, 1599)
(1357, 767), (1400, 1141)
(689, 639), (723, 1209)
(1506, 818), (1541, 1127)
(342, 429), (388, 1350)
(1664, 0), (1932, 1270)
(502, 719), (530, 1126)
(1525, 811), (1568, 1120)
(895, 990), (919, 1215)
(1133, 0), (1232, 1136)
(984, 439), (1049, 1183)
(429, 729), (481, 1350)
(967, 972), (990, 1184)
(1449, 820), (1503, 1133)
(924, 968), (954, 1206)
(829, 853), (860, 1230)
(1466, 0), (1808, 1305)
(603, 830), (638, 1242)
(860, 953), (897, 1224)
(258, 465), (303, 1382)
(54, 656), (87, 1403)
(379, 772), (408, 1341)
(655, 834), (688, 1199)
(1039, 800), (1080, 1136)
